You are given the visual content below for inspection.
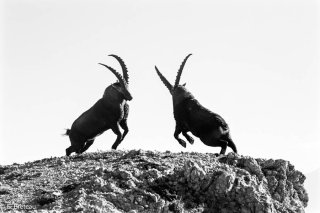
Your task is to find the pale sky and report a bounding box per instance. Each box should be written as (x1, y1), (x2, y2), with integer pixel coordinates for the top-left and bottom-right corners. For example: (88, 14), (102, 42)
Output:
(0, 1), (319, 209)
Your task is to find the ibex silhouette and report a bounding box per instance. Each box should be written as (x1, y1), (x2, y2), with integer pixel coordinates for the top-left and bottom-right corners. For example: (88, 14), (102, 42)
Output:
(155, 54), (237, 155)
(65, 55), (132, 156)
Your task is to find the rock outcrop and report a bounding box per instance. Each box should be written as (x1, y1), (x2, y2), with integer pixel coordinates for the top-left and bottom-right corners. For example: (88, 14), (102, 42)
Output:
(0, 150), (308, 212)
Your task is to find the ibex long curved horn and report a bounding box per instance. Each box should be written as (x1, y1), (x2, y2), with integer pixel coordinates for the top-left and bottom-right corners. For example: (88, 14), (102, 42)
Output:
(174, 54), (192, 88)
(98, 63), (127, 87)
(108, 54), (129, 84)
(155, 66), (173, 92)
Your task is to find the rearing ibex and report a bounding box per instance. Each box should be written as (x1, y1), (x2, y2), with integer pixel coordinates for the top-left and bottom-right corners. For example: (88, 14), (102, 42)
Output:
(65, 54), (132, 156)
(155, 54), (237, 155)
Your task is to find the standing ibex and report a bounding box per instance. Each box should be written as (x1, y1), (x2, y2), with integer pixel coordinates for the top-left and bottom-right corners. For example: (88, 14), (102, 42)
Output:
(65, 55), (132, 156)
(155, 54), (237, 155)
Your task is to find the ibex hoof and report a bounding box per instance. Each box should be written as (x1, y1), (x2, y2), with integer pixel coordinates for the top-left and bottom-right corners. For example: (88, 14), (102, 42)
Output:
(213, 153), (220, 157)
(66, 148), (71, 156)
(179, 140), (187, 148)
(189, 138), (194, 144)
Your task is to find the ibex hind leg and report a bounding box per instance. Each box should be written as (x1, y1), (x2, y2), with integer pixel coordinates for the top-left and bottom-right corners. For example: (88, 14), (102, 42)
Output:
(66, 146), (82, 156)
(119, 119), (129, 141)
(218, 139), (228, 155)
(67, 134), (86, 156)
(80, 139), (95, 153)
(221, 134), (237, 153)
(66, 146), (74, 156)
(66, 137), (80, 156)
(202, 136), (228, 156)
(227, 138), (237, 153)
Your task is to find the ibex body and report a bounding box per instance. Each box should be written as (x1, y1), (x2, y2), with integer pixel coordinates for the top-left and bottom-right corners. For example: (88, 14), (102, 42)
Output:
(155, 54), (237, 155)
(65, 55), (132, 156)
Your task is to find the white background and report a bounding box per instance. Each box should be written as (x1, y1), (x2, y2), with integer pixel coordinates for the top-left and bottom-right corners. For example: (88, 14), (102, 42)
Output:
(1, 0), (319, 212)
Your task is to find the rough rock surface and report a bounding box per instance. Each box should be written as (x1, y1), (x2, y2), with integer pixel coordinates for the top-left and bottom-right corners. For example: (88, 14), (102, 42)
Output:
(0, 150), (308, 212)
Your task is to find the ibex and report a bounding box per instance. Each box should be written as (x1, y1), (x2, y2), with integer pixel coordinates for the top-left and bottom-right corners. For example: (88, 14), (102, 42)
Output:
(155, 54), (237, 155)
(65, 55), (132, 156)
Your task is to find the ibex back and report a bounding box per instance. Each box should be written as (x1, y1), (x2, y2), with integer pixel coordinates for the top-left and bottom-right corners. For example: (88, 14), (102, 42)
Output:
(155, 54), (237, 155)
(65, 55), (132, 156)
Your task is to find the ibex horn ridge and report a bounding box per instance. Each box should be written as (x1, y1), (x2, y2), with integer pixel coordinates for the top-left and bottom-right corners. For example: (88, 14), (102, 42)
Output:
(108, 54), (129, 84)
(98, 63), (126, 87)
(174, 53), (192, 88)
(155, 66), (173, 92)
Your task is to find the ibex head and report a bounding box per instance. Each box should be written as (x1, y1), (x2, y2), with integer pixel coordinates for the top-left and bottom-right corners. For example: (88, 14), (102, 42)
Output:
(155, 54), (194, 103)
(99, 54), (132, 101)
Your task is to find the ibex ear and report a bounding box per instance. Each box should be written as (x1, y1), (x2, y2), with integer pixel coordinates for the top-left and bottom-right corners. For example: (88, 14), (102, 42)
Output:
(182, 83), (186, 86)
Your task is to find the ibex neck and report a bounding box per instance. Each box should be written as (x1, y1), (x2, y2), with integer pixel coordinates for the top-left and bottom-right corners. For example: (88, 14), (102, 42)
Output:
(172, 92), (194, 107)
(103, 85), (125, 104)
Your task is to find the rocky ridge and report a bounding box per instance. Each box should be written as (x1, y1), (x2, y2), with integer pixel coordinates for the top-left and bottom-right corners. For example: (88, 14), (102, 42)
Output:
(0, 150), (308, 212)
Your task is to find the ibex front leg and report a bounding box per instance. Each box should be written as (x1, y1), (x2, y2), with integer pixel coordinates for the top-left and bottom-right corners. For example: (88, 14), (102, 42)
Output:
(182, 131), (194, 144)
(119, 103), (129, 141)
(174, 125), (187, 148)
(119, 119), (128, 141)
(111, 124), (123, 150)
